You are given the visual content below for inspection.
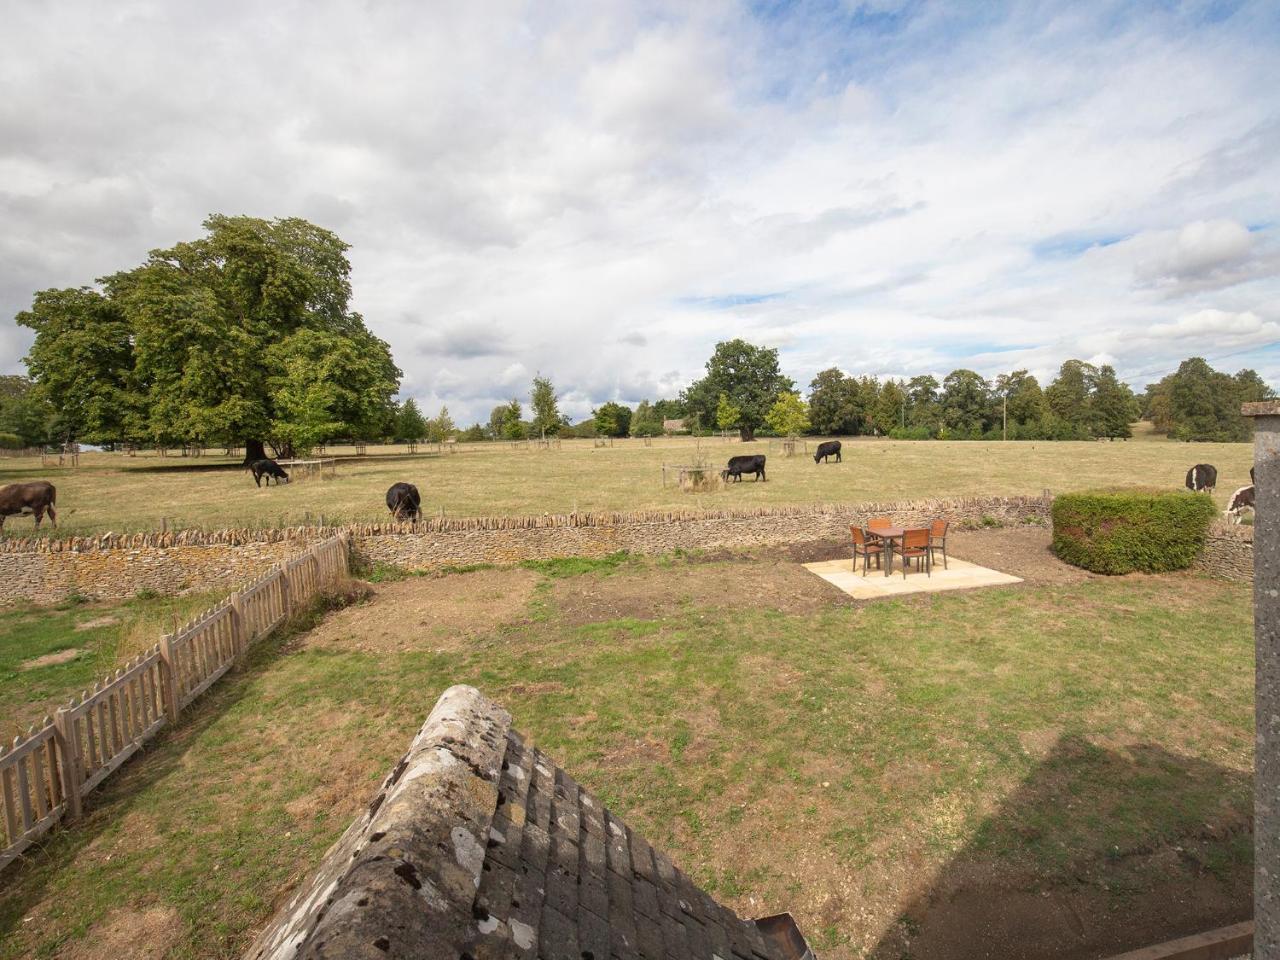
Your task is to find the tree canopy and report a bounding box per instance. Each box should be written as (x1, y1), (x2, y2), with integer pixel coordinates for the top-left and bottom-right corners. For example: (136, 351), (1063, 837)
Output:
(592, 401), (632, 438)
(17, 215), (400, 459)
(683, 339), (794, 441)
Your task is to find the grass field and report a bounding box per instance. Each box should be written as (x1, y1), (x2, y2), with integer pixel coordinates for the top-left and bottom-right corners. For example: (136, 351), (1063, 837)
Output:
(0, 426), (1255, 537)
(0, 536), (1254, 960)
(0, 592), (221, 739)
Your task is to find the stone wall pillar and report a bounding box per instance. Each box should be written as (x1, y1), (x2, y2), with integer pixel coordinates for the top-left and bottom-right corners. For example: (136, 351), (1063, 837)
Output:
(1243, 400), (1279, 957)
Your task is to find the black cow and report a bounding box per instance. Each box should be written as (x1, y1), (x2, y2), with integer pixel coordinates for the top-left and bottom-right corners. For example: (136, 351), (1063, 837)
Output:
(722, 454), (766, 483)
(814, 440), (842, 464)
(0, 481), (57, 530)
(1185, 463), (1217, 493)
(251, 459), (290, 486)
(1226, 484), (1255, 523)
(386, 482), (422, 521)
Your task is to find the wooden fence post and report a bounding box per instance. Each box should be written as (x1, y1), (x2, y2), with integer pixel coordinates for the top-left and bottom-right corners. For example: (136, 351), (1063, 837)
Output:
(158, 635), (181, 724)
(52, 707), (82, 820)
(279, 564), (292, 617)
(229, 593), (246, 656)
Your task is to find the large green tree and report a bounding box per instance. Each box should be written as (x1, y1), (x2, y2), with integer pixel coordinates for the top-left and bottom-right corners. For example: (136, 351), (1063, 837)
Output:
(904, 375), (941, 432)
(940, 369), (991, 437)
(1155, 357), (1271, 441)
(1090, 365), (1138, 438)
(530, 375), (563, 438)
(18, 215), (400, 460)
(992, 370), (1047, 431)
(808, 368), (865, 435)
(0, 375), (54, 446)
(592, 401), (632, 438)
(682, 339), (794, 441)
(17, 287), (134, 443)
(764, 391), (810, 436)
(394, 399), (428, 442)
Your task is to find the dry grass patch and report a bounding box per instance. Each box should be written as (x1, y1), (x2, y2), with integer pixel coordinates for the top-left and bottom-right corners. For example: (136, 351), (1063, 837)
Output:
(300, 568), (538, 652)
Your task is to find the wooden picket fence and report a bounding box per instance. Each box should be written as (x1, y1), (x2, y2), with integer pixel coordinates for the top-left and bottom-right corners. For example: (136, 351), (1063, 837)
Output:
(0, 533), (350, 872)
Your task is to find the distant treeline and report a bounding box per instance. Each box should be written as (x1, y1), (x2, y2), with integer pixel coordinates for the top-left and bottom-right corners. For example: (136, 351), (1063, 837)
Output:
(567, 341), (1274, 444)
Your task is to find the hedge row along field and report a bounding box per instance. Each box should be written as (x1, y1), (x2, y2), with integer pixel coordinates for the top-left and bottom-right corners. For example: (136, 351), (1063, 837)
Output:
(1051, 490), (1218, 574)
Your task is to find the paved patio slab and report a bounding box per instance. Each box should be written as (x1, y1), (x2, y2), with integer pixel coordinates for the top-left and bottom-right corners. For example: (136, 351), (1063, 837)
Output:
(803, 556), (1023, 599)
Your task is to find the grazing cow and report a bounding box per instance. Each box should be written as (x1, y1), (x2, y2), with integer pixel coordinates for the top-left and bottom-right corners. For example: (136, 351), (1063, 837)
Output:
(386, 482), (422, 521)
(251, 459), (290, 486)
(721, 454), (767, 483)
(1226, 485), (1255, 524)
(0, 481), (57, 530)
(1185, 463), (1217, 494)
(813, 440), (842, 464)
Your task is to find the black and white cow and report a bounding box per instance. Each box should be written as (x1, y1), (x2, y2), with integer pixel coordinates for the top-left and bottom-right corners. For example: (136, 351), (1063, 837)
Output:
(251, 459), (290, 486)
(1185, 463), (1217, 494)
(722, 454), (767, 483)
(813, 440), (842, 464)
(1225, 484), (1255, 524)
(386, 482), (422, 521)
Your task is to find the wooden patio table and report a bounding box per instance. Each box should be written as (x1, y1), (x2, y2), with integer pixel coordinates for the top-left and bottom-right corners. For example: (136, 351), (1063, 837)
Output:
(866, 526), (906, 577)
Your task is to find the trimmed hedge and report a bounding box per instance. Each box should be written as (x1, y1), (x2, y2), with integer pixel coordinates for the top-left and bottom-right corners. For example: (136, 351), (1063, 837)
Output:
(1051, 490), (1218, 574)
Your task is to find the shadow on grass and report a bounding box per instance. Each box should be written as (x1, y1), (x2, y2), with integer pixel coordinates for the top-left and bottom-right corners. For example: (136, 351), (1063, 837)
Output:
(0, 616), (312, 949)
(867, 736), (1253, 960)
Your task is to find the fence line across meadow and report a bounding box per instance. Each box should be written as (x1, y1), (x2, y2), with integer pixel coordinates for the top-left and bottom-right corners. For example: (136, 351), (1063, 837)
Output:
(0, 533), (351, 872)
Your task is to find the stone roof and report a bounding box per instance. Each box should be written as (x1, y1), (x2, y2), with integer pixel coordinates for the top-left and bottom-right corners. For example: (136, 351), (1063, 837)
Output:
(244, 685), (806, 960)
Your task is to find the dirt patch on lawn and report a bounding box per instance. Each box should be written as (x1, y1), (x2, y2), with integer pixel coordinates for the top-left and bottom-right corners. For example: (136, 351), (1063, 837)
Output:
(302, 568), (539, 652)
(58, 905), (180, 960)
(20, 647), (81, 670)
(550, 558), (852, 625)
(74, 616), (120, 632)
(946, 526), (1092, 585)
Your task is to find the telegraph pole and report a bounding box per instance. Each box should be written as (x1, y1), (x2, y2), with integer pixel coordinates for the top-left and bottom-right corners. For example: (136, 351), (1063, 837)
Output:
(1003, 392), (1008, 441)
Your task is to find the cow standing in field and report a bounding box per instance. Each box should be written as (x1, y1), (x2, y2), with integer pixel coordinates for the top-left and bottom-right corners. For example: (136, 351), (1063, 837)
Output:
(251, 459), (290, 486)
(0, 481), (57, 530)
(1185, 463), (1217, 494)
(814, 440), (842, 464)
(722, 454), (767, 483)
(1226, 485), (1255, 524)
(386, 482), (422, 521)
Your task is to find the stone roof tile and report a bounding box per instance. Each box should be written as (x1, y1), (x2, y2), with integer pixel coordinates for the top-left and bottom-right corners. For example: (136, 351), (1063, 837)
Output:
(244, 686), (805, 960)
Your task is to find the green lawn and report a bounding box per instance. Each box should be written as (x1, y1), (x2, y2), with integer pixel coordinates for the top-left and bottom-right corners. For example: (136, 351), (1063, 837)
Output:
(0, 551), (1254, 960)
(0, 427), (1254, 538)
(0, 592), (221, 738)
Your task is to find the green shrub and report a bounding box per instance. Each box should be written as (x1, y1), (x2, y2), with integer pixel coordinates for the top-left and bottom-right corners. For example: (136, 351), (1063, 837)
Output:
(1051, 490), (1217, 574)
(0, 432), (23, 449)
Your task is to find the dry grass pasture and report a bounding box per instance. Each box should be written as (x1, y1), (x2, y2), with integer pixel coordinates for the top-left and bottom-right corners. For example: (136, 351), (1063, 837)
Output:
(0, 426), (1255, 537)
(0, 530), (1254, 960)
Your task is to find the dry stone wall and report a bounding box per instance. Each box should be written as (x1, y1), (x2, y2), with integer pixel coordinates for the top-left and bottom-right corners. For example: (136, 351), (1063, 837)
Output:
(0, 530), (319, 605)
(1195, 522), (1255, 583)
(0, 498), (1049, 605)
(352, 495), (1053, 569)
(1, 494), (1252, 603)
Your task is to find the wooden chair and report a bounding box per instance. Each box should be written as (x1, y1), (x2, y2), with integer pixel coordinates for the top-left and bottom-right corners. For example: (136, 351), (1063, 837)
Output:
(867, 516), (892, 531)
(898, 527), (931, 578)
(929, 519), (949, 570)
(850, 525), (884, 575)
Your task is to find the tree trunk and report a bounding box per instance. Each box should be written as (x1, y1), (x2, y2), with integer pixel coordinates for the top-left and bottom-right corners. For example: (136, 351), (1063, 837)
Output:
(739, 425), (755, 442)
(243, 439), (266, 465)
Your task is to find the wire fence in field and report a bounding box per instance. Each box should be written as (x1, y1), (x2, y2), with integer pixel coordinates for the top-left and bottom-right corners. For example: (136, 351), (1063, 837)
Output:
(0, 533), (350, 872)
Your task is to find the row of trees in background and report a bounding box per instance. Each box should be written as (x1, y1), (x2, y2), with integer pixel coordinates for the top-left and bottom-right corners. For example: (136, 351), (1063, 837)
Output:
(565, 340), (1270, 444)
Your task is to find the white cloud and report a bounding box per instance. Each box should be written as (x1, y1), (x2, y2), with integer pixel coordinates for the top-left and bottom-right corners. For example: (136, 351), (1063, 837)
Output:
(2, 0), (1279, 421)
(1149, 308), (1277, 341)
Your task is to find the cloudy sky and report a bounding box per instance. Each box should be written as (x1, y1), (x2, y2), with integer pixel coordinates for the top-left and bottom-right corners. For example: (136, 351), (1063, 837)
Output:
(3, 0), (1279, 425)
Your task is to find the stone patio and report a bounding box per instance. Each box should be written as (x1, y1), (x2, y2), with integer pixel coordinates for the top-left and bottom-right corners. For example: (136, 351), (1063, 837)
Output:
(803, 555), (1022, 599)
